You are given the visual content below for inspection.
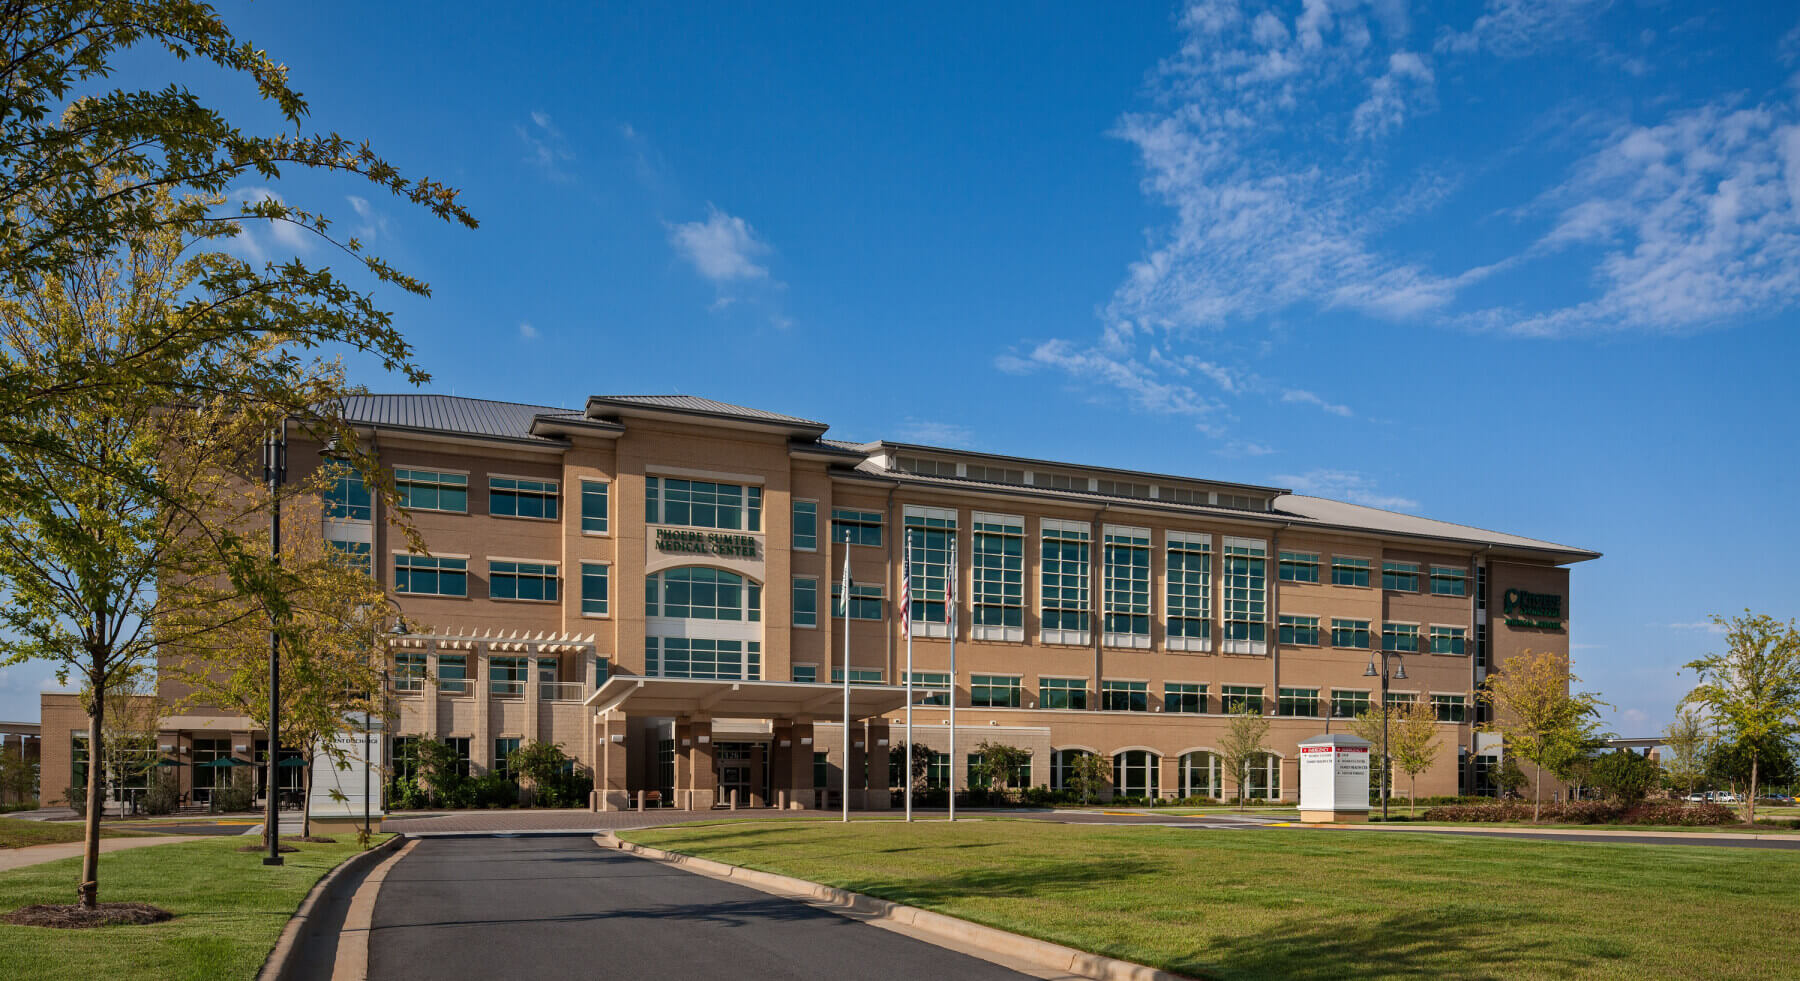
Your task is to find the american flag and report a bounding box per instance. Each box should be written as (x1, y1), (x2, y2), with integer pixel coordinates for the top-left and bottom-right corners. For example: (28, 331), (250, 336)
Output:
(899, 531), (911, 639)
(945, 537), (956, 630)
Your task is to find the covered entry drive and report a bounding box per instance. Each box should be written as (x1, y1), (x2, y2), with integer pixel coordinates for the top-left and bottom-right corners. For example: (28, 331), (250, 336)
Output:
(585, 677), (928, 811)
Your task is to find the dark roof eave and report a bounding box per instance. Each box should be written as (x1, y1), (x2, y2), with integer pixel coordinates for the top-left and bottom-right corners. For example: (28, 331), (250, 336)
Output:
(351, 420), (569, 451)
(530, 414), (625, 439)
(585, 396), (830, 437)
(790, 438), (866, 461)
(869, 440), (1291, 497)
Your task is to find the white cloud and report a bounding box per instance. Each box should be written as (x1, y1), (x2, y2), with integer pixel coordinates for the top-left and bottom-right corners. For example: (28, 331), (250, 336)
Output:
(894, 419), (975, 448)
(1435, 0), (1610, 58)
(1352, 51), (1435, 140)
(1664, 621), (1727, 634)
(518, 111), (574, 179)
(226, 187), (312, 263)
(667, 205), (773, 284)
(518, 322), (539, 340)
(1275, 468), (1420, 511)
(994, 339), (1225, 428)
(1281, 388), (1354, 417)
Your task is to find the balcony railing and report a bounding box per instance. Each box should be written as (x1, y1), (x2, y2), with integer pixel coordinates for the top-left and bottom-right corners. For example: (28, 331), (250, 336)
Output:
(540, 682), (584, 702)
(490, 680), (525, 698)
(438, 678), (472, 696)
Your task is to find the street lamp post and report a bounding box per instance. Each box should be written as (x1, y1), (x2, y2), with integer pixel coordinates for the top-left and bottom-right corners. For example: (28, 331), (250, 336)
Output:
(1363, 651), (1408, 821)
(262, 422), (286, 866)
(371, 618), (408, 838)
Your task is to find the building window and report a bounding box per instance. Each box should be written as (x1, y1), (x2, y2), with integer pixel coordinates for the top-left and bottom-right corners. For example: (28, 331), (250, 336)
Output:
(1031, 471), (1084, 491)
(1430, 626), (1467, 656)
(1179, 751), (1221, 798)
(393, 652), (426, 692)
(581, 563), (609, 616)
(645, 568), (761, 621)
(1166, 532), (1211, 650)
(903, 507), (956, 628)
(1039, 677), (1087, 710)
(490, 476), (559, 519)
(967, 752), (1031, 790)
(831, 582), (883, 620)
(327, 540), (371, 575)
(1221, 684), (1263, 714)
(1432, 693), (1467, 723)
(1278, 551), (1320, 583)
(792, 577), (818, 628)
(1475, 565), (1488, 610)
(442, 738), (471, 779)
(1278, 614), (1320, 646)
(1050, 749), (1093, 791)
(324, 465), (371, 521)
(490, 561), (558, 602)
(925, 751), (950, 790)
(493, 738), (521, 779)
(1331, 690), (1371, 719)
(814, 752), (830, 790)
(436, 654), (469, 694)
(537, 657), (558, 687)
(792, 665), (817, 683)
(394, 554), (467, 597)
(792, 500), (817, 551)
(392, 468), (467, 514)
(646, 476), (761, 531)
(1382, 561), (1421, 592)
(971, 512), (1024, 638)
(1387, 691), (1418, 710)
(1041, 520), (1090, 641)
(1331, 556), (1371, 587)
(1241, 753), (1281, 800)
(971, 674), (1022, 708)
(1096, 478), (1151, 499)
(1331, 618), (1371, 649)
(965, 464), (1025, 484)
(1277, 687), (1319, 717)
(490, 657), (527, 697)
(1430, 565), (1467, 596)
(830, 668), (884, 684)
(1475, 622), (1489, 670)
(897, 455), (958, 477)
(1383, 623), (1420, 653)
(907, 672), (951, 706)
(580, 480), (610, 534)
(1164, 682), (1206, 714)
(1113, 750), (1160, 799)
(832, 509), (883, 547)
(647, 637), (762, 680)
(1103, 527), (1151, 646)
(1101, 680), (1149, 712)
(1221, 539), (1267, 652)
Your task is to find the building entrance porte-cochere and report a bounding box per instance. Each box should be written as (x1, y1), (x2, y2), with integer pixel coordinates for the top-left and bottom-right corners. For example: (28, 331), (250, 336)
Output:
(585, 676), (927, 812)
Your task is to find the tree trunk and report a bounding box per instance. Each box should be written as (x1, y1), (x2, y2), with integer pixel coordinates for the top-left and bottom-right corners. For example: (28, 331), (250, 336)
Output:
(1410, 774), (1417, 817)
(1533, 762), (1542, 822)
(301, 756), (312, 838)
(1746, 753), (1758, 825)
(80, 698), (105, 910)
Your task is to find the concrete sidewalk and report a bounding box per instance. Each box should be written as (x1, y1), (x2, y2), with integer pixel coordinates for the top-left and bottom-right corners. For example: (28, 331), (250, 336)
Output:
(1275, 821), (1800, 848)
(0, 835), (193, 873)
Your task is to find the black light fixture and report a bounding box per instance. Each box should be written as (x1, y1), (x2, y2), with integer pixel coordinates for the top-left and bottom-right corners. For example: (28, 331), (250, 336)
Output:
(366, 616), (409, 838)
(320, 434), (348, 461)
(1365, 650), (1408, 820)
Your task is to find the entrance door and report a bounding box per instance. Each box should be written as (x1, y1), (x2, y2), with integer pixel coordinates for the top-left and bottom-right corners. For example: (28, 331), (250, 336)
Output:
(720, 765), (750, 805)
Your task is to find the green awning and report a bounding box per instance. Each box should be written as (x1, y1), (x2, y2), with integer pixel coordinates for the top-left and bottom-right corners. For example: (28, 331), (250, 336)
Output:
(276, 756), (308, 768)
(154, 758), (185, 767)
(195, 757), (251, 767)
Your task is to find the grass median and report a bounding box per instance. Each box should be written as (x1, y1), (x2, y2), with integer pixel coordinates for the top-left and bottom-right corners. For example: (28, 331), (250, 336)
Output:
(0, 835), (386, 981)
(622, 818), (1798, 980)
(0, 816), (155, 849)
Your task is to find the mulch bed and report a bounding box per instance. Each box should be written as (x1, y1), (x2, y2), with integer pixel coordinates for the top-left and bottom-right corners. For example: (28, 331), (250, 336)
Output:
(3, 902), (173, 928)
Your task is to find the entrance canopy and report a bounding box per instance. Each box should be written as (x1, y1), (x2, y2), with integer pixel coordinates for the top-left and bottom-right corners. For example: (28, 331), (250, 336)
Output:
(584, 676), (927, 720)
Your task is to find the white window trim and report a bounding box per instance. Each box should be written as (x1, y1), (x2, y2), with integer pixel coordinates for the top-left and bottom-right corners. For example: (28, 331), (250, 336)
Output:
(1103, 632), (1152, 650)
(1166, 529), (1212, 548)
(1168, 636), (1212, 653)
(972, 624), (1026, 643)
(578, 560), (612, 619)
(1221, 535), (1266, 552)
(1165, 531), (1212, 653)
(579, 478), (612, 537)
(1040, 516), (1089, 536)
(971, 510), (1023, 527)
(1041, 627), (1090, 647)
(1103, 523), (1151, 539)
(791, 498), (819, 553)
(792, 576), (820, 630)
(970, 512), (1023, 643)
(903, 504), (958, 524)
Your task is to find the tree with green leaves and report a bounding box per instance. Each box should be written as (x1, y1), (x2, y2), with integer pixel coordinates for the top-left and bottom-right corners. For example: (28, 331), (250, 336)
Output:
(889, 742), (932, 795)
(1478, 649), (1609, 822)
(1353, 697), (1442, 816)
(1065, 751), (1110, 805)
(1219, 707), (1271, 810)
(0, 744), (38, 805)
(396, 737), (463, 806)
(508, 741), (576, 806)
(1681, 612), (1800, 824)
(1661, 709), (1708, 799)
(967, 741), (1031, 799)
(1590, 750), (1660, 803)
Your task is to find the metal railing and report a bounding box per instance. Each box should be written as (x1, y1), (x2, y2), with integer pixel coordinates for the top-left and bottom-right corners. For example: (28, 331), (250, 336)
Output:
(437, 678), (472, 696)
(490, 680), (525, 698)
(540, 682), (584, 702)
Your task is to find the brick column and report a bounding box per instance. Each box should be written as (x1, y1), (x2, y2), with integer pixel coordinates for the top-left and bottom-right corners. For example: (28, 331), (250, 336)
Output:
(599, 711), (630, 811)
(749, 742), (767, 807)
(473, 644), (492, 775)
(524, 644), (541, 744)
(1160, 752), (1181, 802)
(788, 720), (815, 808)
(673, 719), (695, 809)
(422, 643), (440, 738)
(863, 720), (892, 809)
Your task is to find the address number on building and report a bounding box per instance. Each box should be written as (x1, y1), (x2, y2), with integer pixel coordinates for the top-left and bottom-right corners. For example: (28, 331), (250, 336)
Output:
(655, 528), (759, 558)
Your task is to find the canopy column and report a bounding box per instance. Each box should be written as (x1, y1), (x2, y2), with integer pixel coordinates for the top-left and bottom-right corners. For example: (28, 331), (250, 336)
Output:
(597, 711), (630, 811)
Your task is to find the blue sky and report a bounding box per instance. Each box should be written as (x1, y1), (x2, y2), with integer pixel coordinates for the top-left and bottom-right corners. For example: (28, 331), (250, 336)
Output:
(4, 1), (1799, 736)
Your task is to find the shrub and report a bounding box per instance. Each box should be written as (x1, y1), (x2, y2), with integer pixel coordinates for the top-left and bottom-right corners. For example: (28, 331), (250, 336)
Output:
(140, 773), (180, 815)
(472, 773), (518, 809)
(63, 785), (86, 818)
(213, 770), (255, 812)
(1421, 800), (1739, 826)
(1592, 751), (1661, 803)
(387, 776), (425, 810)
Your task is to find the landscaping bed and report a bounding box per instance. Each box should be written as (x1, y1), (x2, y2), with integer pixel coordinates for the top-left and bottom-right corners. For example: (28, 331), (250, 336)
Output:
(1418, 800), (1797, 827)
(622, 818), (1799, 980)
(0, 835), (384, 980)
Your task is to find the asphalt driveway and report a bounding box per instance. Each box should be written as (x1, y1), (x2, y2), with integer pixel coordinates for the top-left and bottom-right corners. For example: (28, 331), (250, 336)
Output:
(368, 834), (1034, 980)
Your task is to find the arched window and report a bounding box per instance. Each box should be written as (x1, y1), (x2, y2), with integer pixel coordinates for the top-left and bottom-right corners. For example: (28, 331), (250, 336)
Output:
(1179, 751), (1221, 799)
(1049, 749), (1093, 791)
(1112, 749), (1160, 800)
(645, 568), (762, 622)
(1233, 752), (1281, 801)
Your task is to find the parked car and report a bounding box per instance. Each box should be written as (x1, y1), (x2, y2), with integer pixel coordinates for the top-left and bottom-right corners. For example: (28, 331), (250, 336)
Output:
(1683, 793), (1708, 803)
(1714, 792), (1741, 803)
(1757, 793), (1795, 805)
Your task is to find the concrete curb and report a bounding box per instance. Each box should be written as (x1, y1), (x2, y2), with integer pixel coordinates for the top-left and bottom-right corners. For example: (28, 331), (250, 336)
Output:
(1287, 822), (1800, 841)
(603, 833), (1192, 981)
(256, 835), (404, 981)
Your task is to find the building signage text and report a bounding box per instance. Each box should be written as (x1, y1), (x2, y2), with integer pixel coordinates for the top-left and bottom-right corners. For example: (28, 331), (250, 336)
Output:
(1503, 588), (1564, 630)
(655, 528), (759, 558)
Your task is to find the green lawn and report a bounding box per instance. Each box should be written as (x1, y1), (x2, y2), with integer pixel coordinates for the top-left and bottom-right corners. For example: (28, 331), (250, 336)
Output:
(0, 816), (154, 849)
(0, 836), (383, 981)
(623, 819), (1799, 980)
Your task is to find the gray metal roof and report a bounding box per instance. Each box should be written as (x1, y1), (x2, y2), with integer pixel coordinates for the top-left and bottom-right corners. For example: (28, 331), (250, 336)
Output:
(341, 394), (578, 443)
(586, 395), (827, 430)
(1271, 495), (1599, 559)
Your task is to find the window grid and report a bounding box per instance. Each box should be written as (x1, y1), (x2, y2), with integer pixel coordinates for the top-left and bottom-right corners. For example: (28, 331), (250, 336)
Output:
(395, 468), (468, 513)
(324, 466), (371, 521)
(1383, 622), (1421, 653)
(831, 668), (885, 685)
(580, 480), (609, 534)
(1429, 565), (1467, 596)
(580, 563), (609, 616)
(1278, 551), (1320, 583)
(1041, 523), (1090, 637)
(1220, 684), (1264, 714)
(490, 476), (559, 519)
(906, 672), (951, 706)
(792, 500), (817, 551)
(1278, 614), (1320, 646)
(1331, 689), (1372, 719)
(831, 582), (883, 620)
(971, 674), (1022, 708)
(791, 665), (817, 684)
(646, 568), (760, 621)
(1331, 617), (1371, 649)
(1222, 542), (1267, 648)
(647, 637), (762, 680)
(1038, 677), (1088, 710)
(490, 560), (558, 602)
(972, 514), (1024, 632)
(904, 509), (956, 625)
(1277, 687), (1319, 717)
(1166, 535), (1211, 648)
(792, 577), (818, 628)
(327, 540), (371, 575)
(1430, 625), (1467, 655)
(1103, 529), (1151, 641)
(394, 554), (468, 597)
(646, 476), (761, 531)
(1382, 561), (1421, 592)
(1164, 682), (1206, 714)
(1331, 556), (1371, 587)
(832, 509), (884, 547)
(1101, 680), (1149, 712)
(1432, 693), (1467, 723)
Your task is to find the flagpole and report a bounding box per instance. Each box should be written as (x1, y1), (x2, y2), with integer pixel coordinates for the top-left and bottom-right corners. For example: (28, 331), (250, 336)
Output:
(903, 529), (914, 823)
(947, 535), (957, 823)
(842, 544), (852, 824)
